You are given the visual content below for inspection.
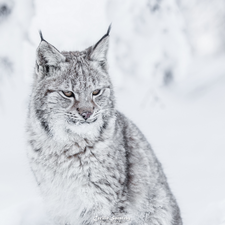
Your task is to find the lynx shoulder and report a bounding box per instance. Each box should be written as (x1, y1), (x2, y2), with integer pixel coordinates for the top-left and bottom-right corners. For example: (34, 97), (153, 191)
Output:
(26, 26), (182, 225)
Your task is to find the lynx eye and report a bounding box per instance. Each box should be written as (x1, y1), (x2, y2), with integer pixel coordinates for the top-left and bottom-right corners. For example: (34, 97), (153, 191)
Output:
(92, 89), (100, 96)
(62, 91), (74, 97)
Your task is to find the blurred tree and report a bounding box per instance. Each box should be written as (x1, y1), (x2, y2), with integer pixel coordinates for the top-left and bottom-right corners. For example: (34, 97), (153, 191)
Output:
(181, 0), (225, 56)
(0, 1), (12, 22)
(0, 0), (33, 92)
(106, 0), (191, 87)
(0, 1), (14, 82)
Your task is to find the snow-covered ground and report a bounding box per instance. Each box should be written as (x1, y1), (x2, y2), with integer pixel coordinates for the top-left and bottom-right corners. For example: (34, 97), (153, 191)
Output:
(0, 0), (225, 224)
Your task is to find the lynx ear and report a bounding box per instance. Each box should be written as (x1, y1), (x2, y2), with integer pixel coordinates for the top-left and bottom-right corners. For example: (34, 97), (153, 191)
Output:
(89, 25), (111, 69)
(36, 31), (66, 78)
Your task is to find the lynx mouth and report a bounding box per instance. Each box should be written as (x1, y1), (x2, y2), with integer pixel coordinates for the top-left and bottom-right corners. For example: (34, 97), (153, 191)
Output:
(68, 117), (98, 125)
(81, 118), (98, 124)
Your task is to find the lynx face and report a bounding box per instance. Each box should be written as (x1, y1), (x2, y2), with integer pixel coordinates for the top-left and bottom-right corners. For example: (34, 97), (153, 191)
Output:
(32, 27), (115, 141)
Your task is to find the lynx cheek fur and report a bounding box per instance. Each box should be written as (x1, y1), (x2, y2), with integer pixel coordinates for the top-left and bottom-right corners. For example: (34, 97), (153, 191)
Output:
(26, 26), (182, 225)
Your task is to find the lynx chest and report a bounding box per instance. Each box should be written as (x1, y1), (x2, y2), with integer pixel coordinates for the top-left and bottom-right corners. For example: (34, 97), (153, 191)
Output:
(29, 139), (127, 222)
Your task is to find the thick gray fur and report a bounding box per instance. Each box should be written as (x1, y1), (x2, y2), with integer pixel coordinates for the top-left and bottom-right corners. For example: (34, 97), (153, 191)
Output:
(26, 26), (182, 225)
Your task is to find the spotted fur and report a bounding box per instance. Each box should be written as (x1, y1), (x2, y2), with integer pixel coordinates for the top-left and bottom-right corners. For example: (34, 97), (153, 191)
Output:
(26, 26), (182, 225)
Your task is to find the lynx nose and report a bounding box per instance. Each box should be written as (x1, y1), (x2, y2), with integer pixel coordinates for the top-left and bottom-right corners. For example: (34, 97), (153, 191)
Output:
(81, 111), (92, 120)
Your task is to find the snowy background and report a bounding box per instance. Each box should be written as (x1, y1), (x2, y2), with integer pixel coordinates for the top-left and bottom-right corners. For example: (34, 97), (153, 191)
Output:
(0, 0), (225, 224)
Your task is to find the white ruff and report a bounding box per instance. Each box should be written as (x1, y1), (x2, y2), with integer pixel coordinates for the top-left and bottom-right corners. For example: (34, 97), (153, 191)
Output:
(51, 116), (104, 144)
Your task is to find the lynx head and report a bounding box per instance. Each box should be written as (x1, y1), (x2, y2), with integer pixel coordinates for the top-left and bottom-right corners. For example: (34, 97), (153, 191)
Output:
(31, 26), (115, 142)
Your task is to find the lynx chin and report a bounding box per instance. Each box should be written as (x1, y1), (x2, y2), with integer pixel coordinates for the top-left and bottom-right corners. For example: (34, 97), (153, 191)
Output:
(26, 25), (182, 225)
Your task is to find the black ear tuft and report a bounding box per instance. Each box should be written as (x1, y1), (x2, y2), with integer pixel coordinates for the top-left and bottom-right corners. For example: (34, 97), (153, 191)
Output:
(106, 24), (112, 36)
(35, 33), (66, 80)
(39, 30), (45, 42)
(89, 25), (111, 66)
(93, 24), (112, 51)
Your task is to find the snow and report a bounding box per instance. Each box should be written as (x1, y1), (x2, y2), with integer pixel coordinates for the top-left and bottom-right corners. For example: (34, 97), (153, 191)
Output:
(0, 0), (225, 224)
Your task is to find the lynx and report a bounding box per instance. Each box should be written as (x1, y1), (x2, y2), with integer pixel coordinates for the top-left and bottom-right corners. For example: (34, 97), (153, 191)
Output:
(26, 26), (182, 225)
